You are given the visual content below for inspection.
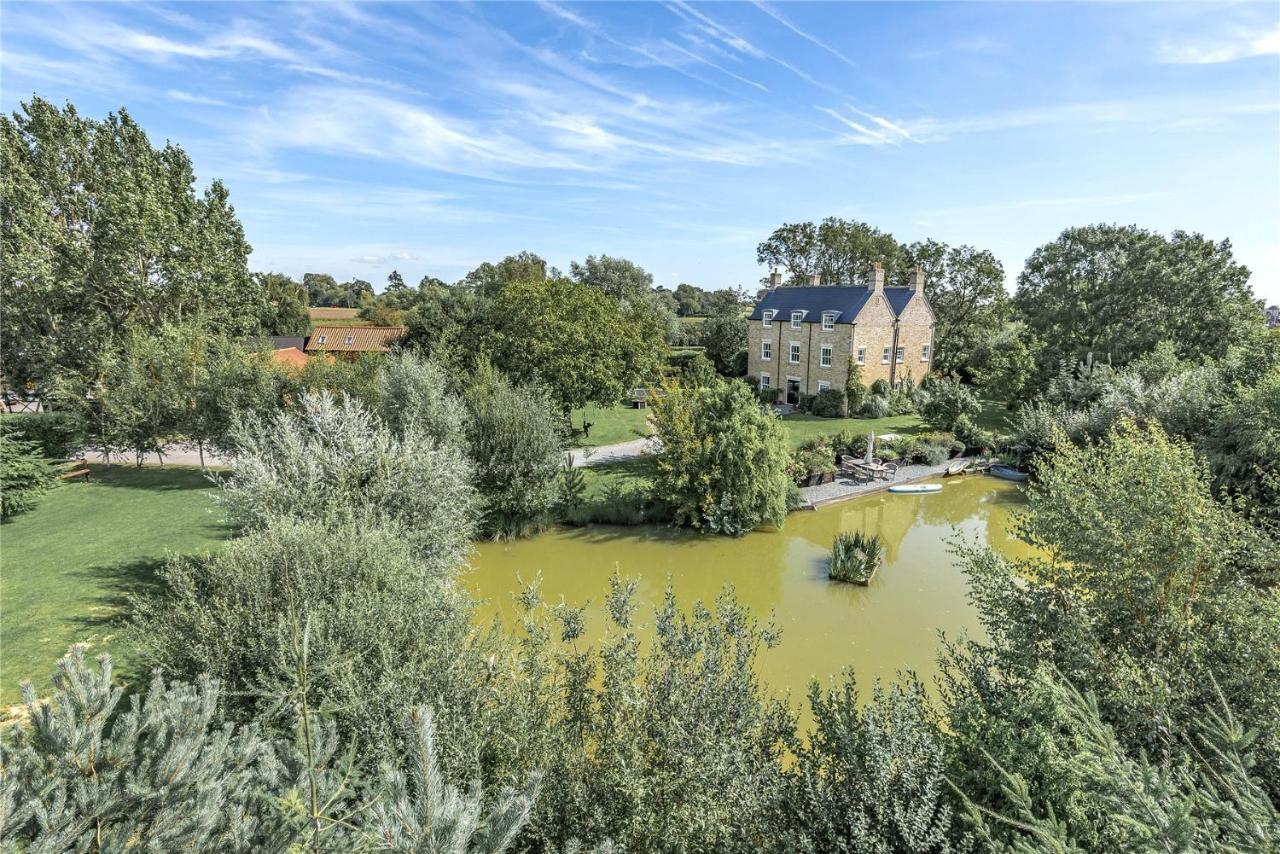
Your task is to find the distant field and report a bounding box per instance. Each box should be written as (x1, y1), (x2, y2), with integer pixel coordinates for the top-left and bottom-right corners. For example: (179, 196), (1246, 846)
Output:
(309, 307), (361, 320)
(310, 318), (372, 328)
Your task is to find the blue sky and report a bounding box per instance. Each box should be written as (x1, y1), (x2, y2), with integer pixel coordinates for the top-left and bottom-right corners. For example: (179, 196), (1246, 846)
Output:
(3, 1), (1279, 302)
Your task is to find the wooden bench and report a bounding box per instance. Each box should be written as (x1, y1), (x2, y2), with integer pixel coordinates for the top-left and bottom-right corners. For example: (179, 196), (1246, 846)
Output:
(60, 467), (91, 483)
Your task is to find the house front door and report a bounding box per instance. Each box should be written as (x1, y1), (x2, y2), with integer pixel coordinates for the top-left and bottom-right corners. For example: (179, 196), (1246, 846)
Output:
(786, 379), (801, 406)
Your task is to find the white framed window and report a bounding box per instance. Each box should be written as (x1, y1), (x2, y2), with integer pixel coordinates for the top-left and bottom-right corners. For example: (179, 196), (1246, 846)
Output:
(921, 344), (931, 361)
(896, 347), (905, 364)
(762, 310), (774, 328)
(821, 313), (835, 331)
(820, 345), (832, 368)
(344, 335), (354, 346)
(316, 334), (327, 344)
(817, 380), (830, 392)
(881, 347), (891, 364)
(759, 373), (771, 390)
(760, 341), (772, 361)
(856, 347), (866, 365)
(790, 311), (803, 329)
(789, 342), (801, 364)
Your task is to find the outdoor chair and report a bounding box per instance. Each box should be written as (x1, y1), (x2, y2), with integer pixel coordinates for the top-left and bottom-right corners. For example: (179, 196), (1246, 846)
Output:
(881, 462), (899, 481)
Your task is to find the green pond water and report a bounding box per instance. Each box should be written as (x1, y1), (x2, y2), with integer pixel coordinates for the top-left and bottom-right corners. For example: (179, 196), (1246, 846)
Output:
(466, 476), (1033, 699)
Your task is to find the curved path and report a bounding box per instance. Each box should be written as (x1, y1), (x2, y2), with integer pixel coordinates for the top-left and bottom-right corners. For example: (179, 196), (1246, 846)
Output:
(84, 438), (655, 471)
(568, 436), (657, 468)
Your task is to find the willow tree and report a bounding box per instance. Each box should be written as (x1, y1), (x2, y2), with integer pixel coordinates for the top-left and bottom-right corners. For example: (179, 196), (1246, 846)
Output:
(649, 379), (791, 535)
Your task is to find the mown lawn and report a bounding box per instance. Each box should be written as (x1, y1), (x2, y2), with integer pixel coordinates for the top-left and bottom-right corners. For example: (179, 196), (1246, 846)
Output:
(780, 413), (925, 447)
(568, 405), (652, 448)
(0, 465), (230, 704)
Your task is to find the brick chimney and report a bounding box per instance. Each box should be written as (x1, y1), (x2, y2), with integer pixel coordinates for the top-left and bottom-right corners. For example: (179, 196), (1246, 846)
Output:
(769, 268), (783, 288)
(868, 261), (885, 294)
(911, 265), (925, 292)
(810, 271), (821, 286)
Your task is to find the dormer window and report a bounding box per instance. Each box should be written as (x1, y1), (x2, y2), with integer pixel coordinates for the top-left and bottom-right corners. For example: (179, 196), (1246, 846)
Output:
(316, 334), (327, 345)
(762, 310), (774, 328)
(821, 312), (835, 331)
(344, 335), (354, 346)
(790, 311), (803, 329)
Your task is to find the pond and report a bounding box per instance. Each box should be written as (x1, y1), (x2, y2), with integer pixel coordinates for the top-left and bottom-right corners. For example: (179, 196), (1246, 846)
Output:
(466, 476), (1033, 700)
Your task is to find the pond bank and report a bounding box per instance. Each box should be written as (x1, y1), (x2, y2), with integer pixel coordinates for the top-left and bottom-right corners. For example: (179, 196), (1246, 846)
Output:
(797, 457), (981, 508)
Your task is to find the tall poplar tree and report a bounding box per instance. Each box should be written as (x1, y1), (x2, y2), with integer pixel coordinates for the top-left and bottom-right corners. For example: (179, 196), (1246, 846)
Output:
(1, 97), (261, 387)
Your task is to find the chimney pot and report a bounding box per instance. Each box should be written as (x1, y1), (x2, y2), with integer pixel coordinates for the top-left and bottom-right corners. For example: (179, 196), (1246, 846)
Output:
(769, 268), (783, 288)
(810, 271), (821, 286)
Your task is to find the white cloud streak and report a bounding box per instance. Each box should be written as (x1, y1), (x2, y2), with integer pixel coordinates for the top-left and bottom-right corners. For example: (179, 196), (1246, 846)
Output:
(749, 1), (858, 69)
(1159, 25), (1280, 64)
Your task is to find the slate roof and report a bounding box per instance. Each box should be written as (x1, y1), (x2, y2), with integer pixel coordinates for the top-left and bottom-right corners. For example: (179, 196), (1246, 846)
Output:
(269, 336), (307, 351)
(749, 286), (919, 323)
(305, 325), (405, 352)
(883, 288), (916, 317)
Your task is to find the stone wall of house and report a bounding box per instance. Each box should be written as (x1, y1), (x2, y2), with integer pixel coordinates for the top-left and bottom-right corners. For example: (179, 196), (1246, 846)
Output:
(892, 291), (935, 387)
(851, 293), (898, 387)
(804, 321), (853, 395)
(747, 317), (786, 401)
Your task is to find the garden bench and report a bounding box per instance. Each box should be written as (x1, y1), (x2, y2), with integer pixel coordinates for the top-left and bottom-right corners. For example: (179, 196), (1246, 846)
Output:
(60, 467), (91, 483)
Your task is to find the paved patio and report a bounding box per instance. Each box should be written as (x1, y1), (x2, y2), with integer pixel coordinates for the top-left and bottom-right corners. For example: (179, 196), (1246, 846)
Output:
(796, 457), (976, 508)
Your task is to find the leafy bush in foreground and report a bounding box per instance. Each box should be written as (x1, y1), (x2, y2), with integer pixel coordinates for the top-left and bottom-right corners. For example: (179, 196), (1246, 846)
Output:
(130, 520), (489, 765)
(0, 650), (542, 853)
(0, 432), (55, 518)
(221, 390), (476, 570)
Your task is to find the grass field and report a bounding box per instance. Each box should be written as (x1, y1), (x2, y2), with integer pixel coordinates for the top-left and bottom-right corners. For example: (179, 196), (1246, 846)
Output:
(0, 465), (229, 704)
(568, 405), (652, 448)
(779, 413), (926, 447)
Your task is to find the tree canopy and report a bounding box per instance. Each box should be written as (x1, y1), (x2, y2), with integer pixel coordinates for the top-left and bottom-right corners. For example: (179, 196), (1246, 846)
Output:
(1, 97), (260, 386)
(650, 379), (791, 535)
(1015, 224), (1263, 374)
(755, 218), (908, 286)
(485, 277), (664, 413)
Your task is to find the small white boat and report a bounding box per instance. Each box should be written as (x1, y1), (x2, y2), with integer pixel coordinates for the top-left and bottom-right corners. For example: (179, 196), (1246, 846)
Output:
(888, 483), (943, 494)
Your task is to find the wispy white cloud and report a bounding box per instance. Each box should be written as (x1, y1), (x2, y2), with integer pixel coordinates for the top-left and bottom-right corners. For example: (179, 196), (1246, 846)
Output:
(815, 107), (895, 145)
(167, 89), (230, 107)
(1159, 25), (1280, 64)
(902, 98), (1278, 142)
(749, 1), (858, 69)
(535, 0), (767, 97)
(94, 22), (300, 63)
(245, 86), (597, 178)
(664, 0), (840, 94)
(661, 39), (769, 92)
(351, 251), (420, 265)
(847, 106), (915, 141)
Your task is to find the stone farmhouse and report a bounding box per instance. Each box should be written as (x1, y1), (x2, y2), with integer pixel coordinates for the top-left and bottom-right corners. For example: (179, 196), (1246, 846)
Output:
(747, 262), (935, 405)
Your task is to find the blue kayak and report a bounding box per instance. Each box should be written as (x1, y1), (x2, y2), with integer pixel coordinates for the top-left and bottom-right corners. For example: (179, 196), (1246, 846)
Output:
(989, 465), (1030, 482)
